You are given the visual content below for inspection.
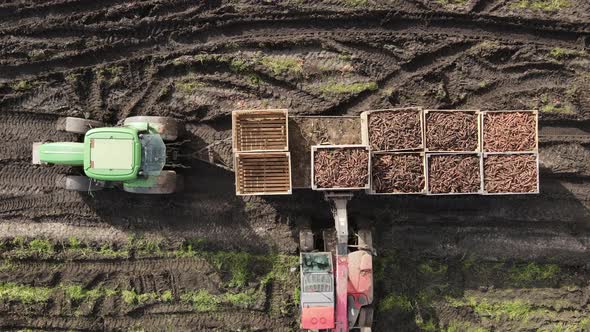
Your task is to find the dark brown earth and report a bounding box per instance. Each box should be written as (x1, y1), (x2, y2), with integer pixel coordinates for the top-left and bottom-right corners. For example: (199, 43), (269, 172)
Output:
(1, 0), (590, 331)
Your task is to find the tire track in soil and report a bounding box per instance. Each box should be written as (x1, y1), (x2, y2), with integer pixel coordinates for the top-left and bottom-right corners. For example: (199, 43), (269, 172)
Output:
(347, 41), (476, 114)
(0, 10), (587, 81)
(196, 73), (334, 116)
(0, 316), (101, 332)
(0, 161), (67, 195)
(0, 258), (222, 291)
(0, 221), (128, 245)
(0, 111), (77, 142)
(0, 0), (131, 23)
(0, 191), (99, 224)
(103, 312), (291, 331)
(0, 112), (79, 162)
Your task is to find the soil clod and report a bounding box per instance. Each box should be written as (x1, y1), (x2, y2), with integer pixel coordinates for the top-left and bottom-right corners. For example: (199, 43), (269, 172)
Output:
(313, 147), (369, 189)
(368, 109), (423, 151)
(428, 154), (481, 194)
(483, 111), (537, 152)
(484, 154), (538, 193)
(372, 153), (425, 194)
(426, 111), (479, 152)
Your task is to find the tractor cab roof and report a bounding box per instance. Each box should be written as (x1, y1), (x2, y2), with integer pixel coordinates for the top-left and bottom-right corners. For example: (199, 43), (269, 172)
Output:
(83, 127), (141, 181)
(301, 252), (333, 273)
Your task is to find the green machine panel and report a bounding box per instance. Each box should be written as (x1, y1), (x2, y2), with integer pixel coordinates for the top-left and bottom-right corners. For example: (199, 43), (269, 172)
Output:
(83, 127), (141, 181)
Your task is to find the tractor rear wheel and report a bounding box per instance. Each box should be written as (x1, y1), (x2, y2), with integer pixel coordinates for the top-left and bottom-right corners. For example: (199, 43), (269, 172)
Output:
(57, 117), (103, 134)
(358, 306), (374, 328)
(124, 116), (180, 141)
(123, 170), (180, 194)
(61, 176), (105, 192)
(322, 227), (337, 254)
(357, 229), (373, 251)
(299, 228), (314, 252)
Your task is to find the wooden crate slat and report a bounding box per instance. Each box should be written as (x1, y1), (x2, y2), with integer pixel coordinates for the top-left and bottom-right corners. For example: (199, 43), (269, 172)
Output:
(235, 151), (292, 195)
(233, 109), (288, 152)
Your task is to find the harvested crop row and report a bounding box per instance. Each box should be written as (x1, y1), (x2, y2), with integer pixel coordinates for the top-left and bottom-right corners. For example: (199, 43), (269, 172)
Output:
(483, 111), (537, 152)
(428, 154), (481, 194)
(368, 109), (423, 151)
(372, 153), (425, 194)
(313, 147), (369, 189)
(426, 111), (479, 152)
(484, 154), (538, 193)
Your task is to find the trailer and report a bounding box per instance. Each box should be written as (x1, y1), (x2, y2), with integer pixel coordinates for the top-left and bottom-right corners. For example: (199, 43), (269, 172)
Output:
(220, 107), (540, 332)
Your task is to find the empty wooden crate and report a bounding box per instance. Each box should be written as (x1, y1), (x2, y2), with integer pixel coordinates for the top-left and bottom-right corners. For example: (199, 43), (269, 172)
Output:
(235, 152), (292, 195)
(232, 109), (288, 153)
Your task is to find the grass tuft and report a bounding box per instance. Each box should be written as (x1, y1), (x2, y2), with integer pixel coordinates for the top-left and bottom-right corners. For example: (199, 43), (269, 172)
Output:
(379, 293), (413, 312)
(541, 103), (574, 114)
(437, 0), (469, 5)
(0, 282), (52, 304)
(259, 56), (303, 76)
(538, 322), (578, 332)
(122, 289), (160, 305)
(418, 260), (448, 276)
(180, 289), (220, 312)
(512, 0), (570, 11)
(470, 297), (532, 321)
(320, 81), (378, 95)
(340, 0), (369, 7)
(175, 80), (206, 94)
(10, 80), (33, 91)
(416, 318), (437, 332)
(225, 290), (258, 307)
(97, 65), (124, 84)
(229, 58), (250, 73)
(27, 239), (54, 257)
(444, 321), (489, 332)
(509, 262), (560, 286)
(548, 47), (586, 59)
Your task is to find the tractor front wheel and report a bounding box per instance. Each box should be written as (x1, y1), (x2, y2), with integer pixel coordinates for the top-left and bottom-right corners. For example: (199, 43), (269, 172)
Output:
(299, 228), (314, 252)
(357, 229), (373, 251)
(61, 176), (105, 192)
(57, 117), (103, 134)
(357, 306), (374, 328)
(123, 116), (180, 141)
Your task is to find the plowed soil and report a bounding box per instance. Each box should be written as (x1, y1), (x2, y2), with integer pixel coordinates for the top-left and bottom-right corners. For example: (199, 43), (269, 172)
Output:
(1, 1), (590, 331)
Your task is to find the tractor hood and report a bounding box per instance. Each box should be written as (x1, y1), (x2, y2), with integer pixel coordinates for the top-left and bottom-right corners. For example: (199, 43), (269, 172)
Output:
(38, 142), (84, 166)
(347, 251), (373, 303)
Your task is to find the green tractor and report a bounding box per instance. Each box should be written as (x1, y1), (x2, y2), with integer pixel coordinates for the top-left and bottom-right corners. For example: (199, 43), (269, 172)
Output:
(32, 116), (183, 194)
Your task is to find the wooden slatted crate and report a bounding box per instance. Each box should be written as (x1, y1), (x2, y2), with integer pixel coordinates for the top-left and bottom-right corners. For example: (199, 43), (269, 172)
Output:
(482, 152), (539, 195)
(368, 151), (426, 195)
(232, 109), (288, 153)
(424, 109), (481, 153)
(481, 110), (538, 153)
(235, 152), (292, 195)
(311, 145), (370, 191)
(360, 107), (424, 152)
(425, 153), (483, 195)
